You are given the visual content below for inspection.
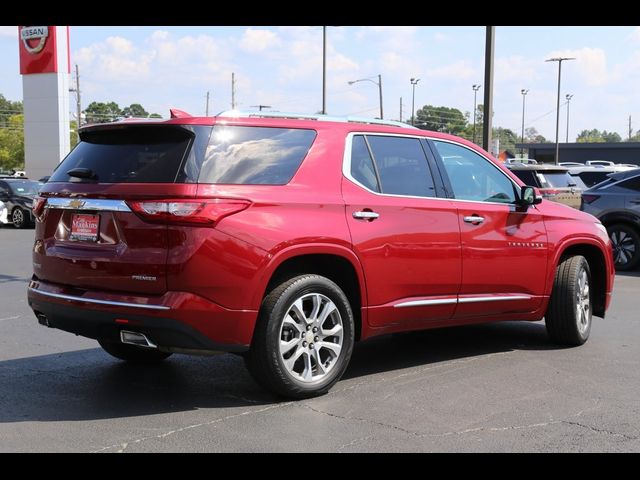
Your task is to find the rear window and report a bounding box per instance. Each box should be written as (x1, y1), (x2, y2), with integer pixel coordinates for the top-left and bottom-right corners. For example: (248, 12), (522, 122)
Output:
(510, 170), (538, 186)
(49, 126), (195, 183)
(535, 171), (577, 189)
(198, 126), (316, 185)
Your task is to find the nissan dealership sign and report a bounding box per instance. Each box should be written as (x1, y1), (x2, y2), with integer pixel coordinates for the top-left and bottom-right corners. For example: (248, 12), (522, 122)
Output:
(20, 26), (49, 54)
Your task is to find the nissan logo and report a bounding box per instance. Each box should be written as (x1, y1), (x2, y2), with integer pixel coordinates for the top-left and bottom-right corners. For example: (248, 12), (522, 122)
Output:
(21, 26), (49, 54)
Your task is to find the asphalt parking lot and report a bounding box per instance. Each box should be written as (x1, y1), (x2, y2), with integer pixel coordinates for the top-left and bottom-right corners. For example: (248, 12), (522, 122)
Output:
(1, 226), (639, 452)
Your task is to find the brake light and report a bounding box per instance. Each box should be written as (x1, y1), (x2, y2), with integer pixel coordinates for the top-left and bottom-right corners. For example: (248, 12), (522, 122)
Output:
(581, 194), (600, 204)
(127, 198), (250, 227)
(32, 196), (47, 221)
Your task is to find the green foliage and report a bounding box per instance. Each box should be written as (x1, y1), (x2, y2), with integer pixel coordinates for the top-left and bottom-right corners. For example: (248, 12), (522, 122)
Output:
(84, 101), (122, 123)
(577, 128), (622, 143)
(121, 103), (149, 118)
(415, 105), (468, 136)
(0, 114), (24, 171)
(524, 127), (548, 143)
(0, 94), (23, 124)
(149, 113), (162, 119)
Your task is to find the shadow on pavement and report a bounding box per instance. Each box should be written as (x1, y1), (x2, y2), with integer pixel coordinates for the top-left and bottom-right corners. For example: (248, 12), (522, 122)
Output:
(0, 321), (558, 423)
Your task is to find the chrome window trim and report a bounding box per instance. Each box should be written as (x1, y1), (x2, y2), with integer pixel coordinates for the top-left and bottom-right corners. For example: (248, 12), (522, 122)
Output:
(343, 132), (523, 206)
(28, 287), (170, 311)
(393, 294), (532, 308)
(44, 198), (132, 212)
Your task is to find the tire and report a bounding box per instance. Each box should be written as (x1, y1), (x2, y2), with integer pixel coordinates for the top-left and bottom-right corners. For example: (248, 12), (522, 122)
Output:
(245, 274), (355, 399)
(607, 223), (640, 271)
(98, 339), (172, 364)
(545, 255), (592, 346)
(11, 207), (29, 229)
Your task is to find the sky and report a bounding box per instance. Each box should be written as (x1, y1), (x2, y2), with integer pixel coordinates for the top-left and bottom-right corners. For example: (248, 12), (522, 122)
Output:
(1, 26), (639, 141)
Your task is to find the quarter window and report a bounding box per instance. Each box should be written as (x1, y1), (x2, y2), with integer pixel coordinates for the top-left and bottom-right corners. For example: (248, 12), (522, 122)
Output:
(350, 135), (380, 192)
(433, 141), (517, 204)
(365, 135), (436, 198)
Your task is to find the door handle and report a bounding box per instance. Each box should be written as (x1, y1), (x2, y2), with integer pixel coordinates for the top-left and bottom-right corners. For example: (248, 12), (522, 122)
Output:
(463, 215), (485, 224)
(353, 211), (380, 220)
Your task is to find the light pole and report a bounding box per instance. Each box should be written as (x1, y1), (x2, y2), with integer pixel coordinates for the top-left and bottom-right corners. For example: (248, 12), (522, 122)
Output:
(348, 75), (384, 119)
(472, 84), (481, 144)
(322, 26), (327, 115)
(520, 89), (529, 156)
(546, 57), (575, 164)
(410, 77), (420, 126)
(566, 94), (573, 142)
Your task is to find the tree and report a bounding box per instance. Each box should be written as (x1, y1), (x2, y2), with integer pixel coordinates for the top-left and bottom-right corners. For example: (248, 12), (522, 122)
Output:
(577, 128), (622, 143)
(0, 94), (23, 124)
(149, 113), (162, 119)
(121, 103), (148, 118)
(524, 127), (548, 143)
(0, 114), (24, 171)
(84, 101), (121, 124)
(415, 105), (468, 136)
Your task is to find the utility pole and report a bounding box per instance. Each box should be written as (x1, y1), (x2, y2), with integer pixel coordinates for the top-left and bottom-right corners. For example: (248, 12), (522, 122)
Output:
(205, 91), (210, 117)
(399, 97), (403, 122)
(629, 115), (633, 141)
(472, 84), (481, 144)
(521, 89), (529, 156)
(378, 74), (383, 120)
(251, 105), (272, 111)
(482, 27), (495, 153)
(231, 72), (236, 109)
(68, 64), (82, 143)
(410, 78), (420, 126)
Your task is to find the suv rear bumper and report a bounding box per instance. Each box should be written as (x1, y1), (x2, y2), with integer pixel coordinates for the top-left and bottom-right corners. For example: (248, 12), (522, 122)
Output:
(27, 279), (257, 353)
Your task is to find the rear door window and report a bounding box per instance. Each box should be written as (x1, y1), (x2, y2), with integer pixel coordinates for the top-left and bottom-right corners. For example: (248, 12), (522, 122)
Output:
(365, 135), (436, 197)
(198, 126), (316, 185)
(49, 126), (195, 183)
(619, 175), (640, 192)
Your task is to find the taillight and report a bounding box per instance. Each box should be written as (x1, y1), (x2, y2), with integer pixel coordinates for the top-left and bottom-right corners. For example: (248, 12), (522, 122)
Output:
(127, 198), (250, 227)
(581, 194), (600, 204)
(32, 196), (47, 221)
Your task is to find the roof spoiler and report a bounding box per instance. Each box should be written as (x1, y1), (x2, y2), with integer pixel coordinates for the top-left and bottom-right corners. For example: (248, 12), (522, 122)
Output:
(170, 108), (193, 119)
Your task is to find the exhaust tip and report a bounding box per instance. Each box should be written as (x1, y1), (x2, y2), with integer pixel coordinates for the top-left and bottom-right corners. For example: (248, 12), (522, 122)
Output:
(120, 330), (157, 349)
(36, 313), (50, 327)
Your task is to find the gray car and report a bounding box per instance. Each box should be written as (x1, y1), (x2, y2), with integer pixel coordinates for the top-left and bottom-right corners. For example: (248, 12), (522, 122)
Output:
(581, 169), (640, 270)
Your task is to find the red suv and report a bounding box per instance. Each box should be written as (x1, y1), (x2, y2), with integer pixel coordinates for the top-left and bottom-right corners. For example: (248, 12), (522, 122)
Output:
(28, 111), (615, 398)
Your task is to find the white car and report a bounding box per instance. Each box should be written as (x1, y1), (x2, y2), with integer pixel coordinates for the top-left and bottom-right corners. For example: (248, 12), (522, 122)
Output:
(0, 200), (7, 225)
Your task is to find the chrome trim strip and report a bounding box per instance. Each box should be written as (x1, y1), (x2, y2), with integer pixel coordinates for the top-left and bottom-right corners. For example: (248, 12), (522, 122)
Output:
(394, 298), (458, 308)
(28, 287), (170, 311)
(45, 198), (132, 212)
(457, 295), (531, 304)
(393, 295), (532, 308)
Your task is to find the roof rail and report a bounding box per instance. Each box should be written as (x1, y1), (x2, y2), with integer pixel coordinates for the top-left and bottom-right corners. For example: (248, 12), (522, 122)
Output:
(216, 110), (418, 129)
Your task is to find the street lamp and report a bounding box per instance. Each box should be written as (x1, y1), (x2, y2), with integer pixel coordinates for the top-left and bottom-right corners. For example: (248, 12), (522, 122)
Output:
(565, 94), (574, 142)
(322, 26), (327, 115)
(546, 57), (575, 164)
(472, 84), (481, 144)
(410, 77), (420, 126)
(520, 89), (529, 156)
(348, 75), (384, 119)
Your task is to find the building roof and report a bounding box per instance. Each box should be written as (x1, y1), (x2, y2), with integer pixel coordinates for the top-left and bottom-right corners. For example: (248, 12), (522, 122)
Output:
(516, 142), (640, 150)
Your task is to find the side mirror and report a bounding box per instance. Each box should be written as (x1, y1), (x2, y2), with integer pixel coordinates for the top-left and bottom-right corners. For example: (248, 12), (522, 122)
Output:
(519, 185), (542, 206)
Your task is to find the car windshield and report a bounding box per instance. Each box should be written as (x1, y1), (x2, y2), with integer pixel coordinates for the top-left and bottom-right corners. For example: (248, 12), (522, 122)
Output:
(7, 180), (41, 196)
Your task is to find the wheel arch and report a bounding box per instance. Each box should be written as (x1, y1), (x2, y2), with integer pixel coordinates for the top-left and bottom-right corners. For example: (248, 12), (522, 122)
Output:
(553, 240), (609, 317)
(254, 245), (367, 341)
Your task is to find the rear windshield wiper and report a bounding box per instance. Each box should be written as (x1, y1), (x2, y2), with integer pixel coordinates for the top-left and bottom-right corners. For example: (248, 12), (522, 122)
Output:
(66, 168), (98, 181)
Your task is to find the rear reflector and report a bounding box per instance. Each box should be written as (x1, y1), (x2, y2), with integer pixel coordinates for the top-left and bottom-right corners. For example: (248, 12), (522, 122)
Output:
(127, 198), (250, 227)
(32, 196), (46, 220)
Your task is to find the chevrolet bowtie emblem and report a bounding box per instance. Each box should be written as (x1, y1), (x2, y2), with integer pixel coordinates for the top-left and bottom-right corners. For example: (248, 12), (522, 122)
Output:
(68, 199), (86, 209)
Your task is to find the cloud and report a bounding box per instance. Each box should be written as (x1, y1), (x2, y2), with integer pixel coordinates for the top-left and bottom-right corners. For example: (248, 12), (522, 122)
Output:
(240, 28), (280, 53)
(628, 26), (640, 44)
(433, 32), (450, 43)
(547, 48), (608, 87)
(495, 55), (538, 82)
(0, 26), (17, 39)
(426, 60), (476, 80)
